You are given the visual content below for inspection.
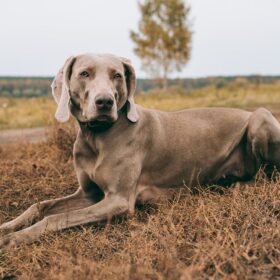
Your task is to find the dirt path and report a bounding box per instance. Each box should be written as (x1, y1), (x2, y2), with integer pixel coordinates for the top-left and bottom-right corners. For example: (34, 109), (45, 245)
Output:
(0, 127), (48, 144)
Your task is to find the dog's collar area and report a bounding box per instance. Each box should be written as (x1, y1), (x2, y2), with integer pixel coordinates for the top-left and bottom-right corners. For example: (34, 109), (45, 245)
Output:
(79, 120), (114, 133)
(80, 121), (103, 128)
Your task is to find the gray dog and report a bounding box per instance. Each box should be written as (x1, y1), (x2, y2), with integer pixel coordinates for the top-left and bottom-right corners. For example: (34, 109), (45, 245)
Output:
(1, 53), (280, 249)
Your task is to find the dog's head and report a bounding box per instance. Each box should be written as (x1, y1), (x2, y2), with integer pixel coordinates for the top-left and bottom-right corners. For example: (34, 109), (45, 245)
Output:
(51, 54), (139, 126)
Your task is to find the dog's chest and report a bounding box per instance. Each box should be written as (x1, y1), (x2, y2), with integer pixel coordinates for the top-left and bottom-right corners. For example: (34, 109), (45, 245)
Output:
(75, 139), (115, 187)
(75, 148), (98, 176)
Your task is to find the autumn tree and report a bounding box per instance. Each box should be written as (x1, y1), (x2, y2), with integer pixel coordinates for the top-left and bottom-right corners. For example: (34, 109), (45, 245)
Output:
(130, 0), (192, 89)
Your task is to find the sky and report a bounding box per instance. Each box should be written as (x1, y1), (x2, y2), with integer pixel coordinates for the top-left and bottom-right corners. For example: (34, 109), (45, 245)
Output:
(0, 0), (279, 78)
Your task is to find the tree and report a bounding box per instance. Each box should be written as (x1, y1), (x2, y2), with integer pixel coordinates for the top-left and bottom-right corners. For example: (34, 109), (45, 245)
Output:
(130, 0), (192, 89)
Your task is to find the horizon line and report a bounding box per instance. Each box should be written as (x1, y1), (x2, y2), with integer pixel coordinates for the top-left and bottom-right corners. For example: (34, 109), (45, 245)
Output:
(0, 74), (279, 80)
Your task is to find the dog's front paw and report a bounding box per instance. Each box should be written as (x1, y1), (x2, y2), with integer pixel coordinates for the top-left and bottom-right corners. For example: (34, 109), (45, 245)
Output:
(0, 232), (30, 251)
(0, 233), (16, 251)
(0, 229), (37, 252)
(0, 222), (16, 236)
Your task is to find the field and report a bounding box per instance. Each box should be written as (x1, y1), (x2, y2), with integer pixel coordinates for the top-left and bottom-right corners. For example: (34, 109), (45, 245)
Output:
(0, 85), (280, 279)
(1, 81), (280, 129)
(0, 97), (56, 130)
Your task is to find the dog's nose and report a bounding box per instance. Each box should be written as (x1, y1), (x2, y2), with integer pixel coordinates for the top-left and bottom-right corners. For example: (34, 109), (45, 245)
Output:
(95, 95), (114, 111)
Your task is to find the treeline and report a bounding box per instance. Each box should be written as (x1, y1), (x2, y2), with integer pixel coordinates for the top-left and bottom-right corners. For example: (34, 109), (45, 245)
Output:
(0, 75), (279, 97)
(138, 75), (280, 92)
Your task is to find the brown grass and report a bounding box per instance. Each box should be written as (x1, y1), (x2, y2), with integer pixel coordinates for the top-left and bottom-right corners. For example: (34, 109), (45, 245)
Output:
(0, 125), (280, 279)
(0, 97), (56, 130)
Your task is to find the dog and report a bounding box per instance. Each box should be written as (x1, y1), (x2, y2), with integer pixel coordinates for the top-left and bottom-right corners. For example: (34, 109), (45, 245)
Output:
(1, 53), (280, 249)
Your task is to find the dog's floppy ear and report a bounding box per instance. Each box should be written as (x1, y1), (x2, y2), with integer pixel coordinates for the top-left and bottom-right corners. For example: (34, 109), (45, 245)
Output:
(51, 56), (76, 122)
(119, 57), (139, 123)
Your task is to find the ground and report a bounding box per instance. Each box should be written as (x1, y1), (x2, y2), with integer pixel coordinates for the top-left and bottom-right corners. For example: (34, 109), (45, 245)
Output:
(0, 87), (280, 279)
(0, 127), (47, 144)
(0, 124), (279, 279)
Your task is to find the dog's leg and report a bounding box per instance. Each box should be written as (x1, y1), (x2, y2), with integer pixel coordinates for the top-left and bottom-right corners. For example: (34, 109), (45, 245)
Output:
(0, 194), (128, 250)
(0, 188), (94, 234)
(248, 108), (280, 169)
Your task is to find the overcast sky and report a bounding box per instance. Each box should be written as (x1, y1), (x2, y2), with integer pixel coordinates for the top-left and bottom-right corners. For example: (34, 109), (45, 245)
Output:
(0, 0), (279, 78)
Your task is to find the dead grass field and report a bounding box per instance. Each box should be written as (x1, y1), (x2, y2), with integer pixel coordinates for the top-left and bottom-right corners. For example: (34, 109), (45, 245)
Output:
(0, 87), (280, 279)
(0, 125), (279, 279)
(0, 97), (56, 130)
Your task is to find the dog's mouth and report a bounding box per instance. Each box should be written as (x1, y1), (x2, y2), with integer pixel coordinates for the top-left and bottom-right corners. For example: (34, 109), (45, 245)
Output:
(80, 115), (116, 128)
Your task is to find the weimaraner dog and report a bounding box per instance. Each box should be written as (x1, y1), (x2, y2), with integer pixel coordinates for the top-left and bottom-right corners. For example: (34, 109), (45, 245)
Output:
(1, 53), (280, 249)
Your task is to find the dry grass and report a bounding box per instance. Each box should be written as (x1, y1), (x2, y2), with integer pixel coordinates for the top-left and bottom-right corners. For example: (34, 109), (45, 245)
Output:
(0, 97), (56, 130)
(0, 125), (280, 279)
(137, 84), (280, 112)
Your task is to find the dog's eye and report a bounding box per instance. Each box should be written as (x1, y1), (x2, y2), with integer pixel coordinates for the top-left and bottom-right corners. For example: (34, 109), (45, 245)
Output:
(113, 73), (122, 79)
(80, 71), (89, 77)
